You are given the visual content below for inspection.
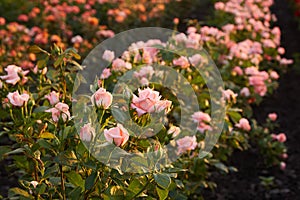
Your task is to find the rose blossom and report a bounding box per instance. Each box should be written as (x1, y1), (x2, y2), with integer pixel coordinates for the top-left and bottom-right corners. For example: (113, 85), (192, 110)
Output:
(270, 71), (279, 79)
(80, 123), (95, 142)
(223, 89), (238, 102)
(45, 91), (60, 105)
(233, 66), (243, 75)
(131, 88), (172, 116)
(188, 54), (202, 66)
(280, 162), (286, 170)
(30, 181), (39, 188)
(7, 91), (29, 107)
(167, 126), (181, 138)
(277, 133), (287, 143)
(192, 111), (212, 133)
(100, 68), (112, 79)
(104, 124), (129, 147)
(91, 88), (113, 109)
(45, 102), (70, 122)
(173, 56), (190, 69)
(102, 50), (115, 62)
(71, 35), (83, 44)
(0, 65), (29, 85)
(240, 87), (250, 97)
(235, 118), (251, 131)
(268, 113), (277, 121)
(176, 136), (197, 154)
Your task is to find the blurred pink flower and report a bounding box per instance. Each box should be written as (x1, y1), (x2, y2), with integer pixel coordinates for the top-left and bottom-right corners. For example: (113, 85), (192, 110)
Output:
(167, 126), (181, 138)
(0, 65), (29, 85)
(104, 124), (129, 147)
(173, 56), (190, 69)
(0, 17), (6, 25)
(100, 68), (112, 79)
(277, 133), (287, 143)
(235, 118), (251, 131)
(102, 50), (115, 62)
(233, 66), (243, 75)
(46, 102), (70, 122)
(91, 88), (113, 109)
(240, 87), (250, 97)
(176, 136), (197, 154)
(7, 91), (29, 107)
(71, 35), (83, 44)
(188, 54), (202, 66)
(192, 111), (212, 133)
(80, 123), (95, 142)
(268, 113), (277, 121)
(112, 58), (132, 71)
(280, 162), (286, 170)
(45, 91), (60, 105)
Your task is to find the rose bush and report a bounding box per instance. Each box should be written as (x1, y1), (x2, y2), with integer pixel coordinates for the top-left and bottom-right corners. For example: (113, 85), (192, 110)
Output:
(0, 0), (293, 199)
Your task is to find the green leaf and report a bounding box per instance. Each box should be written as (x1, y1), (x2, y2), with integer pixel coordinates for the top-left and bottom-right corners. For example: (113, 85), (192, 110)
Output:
(0, 146), (11, 160)
(40, 132), (56, 139)
(156, 186), (168, 200)
(29, 45), (46, 54)
(127, 179), (144, 197)
(54, 55), (64, 68)
(66, 171), (84, 190)
(8, 187), (30, 198)
(214, 162), (229, 173)
(227, 111), (242, 123)
(69, 186), (83, 200)
(4, 148), (25, 156)
(154, 173), (171, 189)
(33, 106), (49, 113)
(85, 171), (97, 190)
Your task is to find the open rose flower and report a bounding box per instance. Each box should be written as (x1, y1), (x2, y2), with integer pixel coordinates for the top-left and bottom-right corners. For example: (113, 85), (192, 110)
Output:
(102, 50), (115, 62)
(80, 123), (95, 142)
(104, 124), (129, 147)
(192, 111), (212, 133)
(0, 65), (29, 85)
(235, 118), (251, 131)
(91, 88), (113, 109)
(7, 91), (29, 107)
(176, 136), (197, 154)
(45, 91), (60, 105)
(46, 102), (70, 122)
(167, 126), (181, 138)
(173, 56), (190, 69)
(131, 88), (172, 116)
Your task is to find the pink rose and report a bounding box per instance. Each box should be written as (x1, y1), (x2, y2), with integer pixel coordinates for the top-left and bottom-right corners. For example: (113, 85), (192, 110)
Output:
(277, 133), (287, 143)
(30, 181), (39, 188)
(176, 136), (197, 154)
(233, 66), (243, 76)
(0, 17), (5, 25)
(100, 68), (112, 79)
(277, 47), (285, 55)
(45, 91), (60, 105)
(91, 88), (113, 109)
(71, 35), (83, 44)
(188, 54), (202, 66)
(173, 56), (190, 69)
(112, 58), (132, 71)
(192, 111), (212, 133)
(223, 89), (238, 102)
(280, 162), (286, 170)
(7, 91), (29, 107)
(270, 71), (279, 79)
(102, 50), (115, 62)
(235, 118), (251, 131)
(0, 65), (29, 85)
(240, 87), (250, 97)
(80, 123), (95, 142)
(104, 124), (129, 147)
(214, 2), (225, 10)
(281, 153), (288, 159)
(131, 88), (171, 116)
(167, 126), (181, 138)
(46, 102), (70, 122)
(268, 113), (277, 121)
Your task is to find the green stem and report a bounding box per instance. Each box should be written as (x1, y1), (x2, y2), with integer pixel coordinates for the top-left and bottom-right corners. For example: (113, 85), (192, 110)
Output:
(59, 164), (66, 200)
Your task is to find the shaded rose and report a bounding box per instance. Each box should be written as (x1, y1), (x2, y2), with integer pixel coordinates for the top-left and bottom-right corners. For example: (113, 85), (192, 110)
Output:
(270, 71), (279, 79)
(280, 162), (286, 170)
(277, 133), (287, 143)
(100, 68), (112, 79)
(223, 89), (238, 102)
(173, 56), (190, 69)
(268, 113), (277, 121)
(0, 65), (29, 85)
(192, 111), (212, 133)
(233, 66), (243, 75)
(240, 87), (250, 97)
(102, 50), (115, 62)
(7, 91), (29, 107)
(30, 181), (39, 188)
(104, 124), (129, 147)
(188, 54), (202, 66)
(71, 35), (83, 44)
(235, 118), (251, 131)
(112, 58), (132, 71)
(176, 136), (197, 154)
(80, 123), (95, 142)
(167, 126), (181, 138)
(45, 102), (70, 122)
(45, 91), (60, 105)
(91, 88), (113, 109)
